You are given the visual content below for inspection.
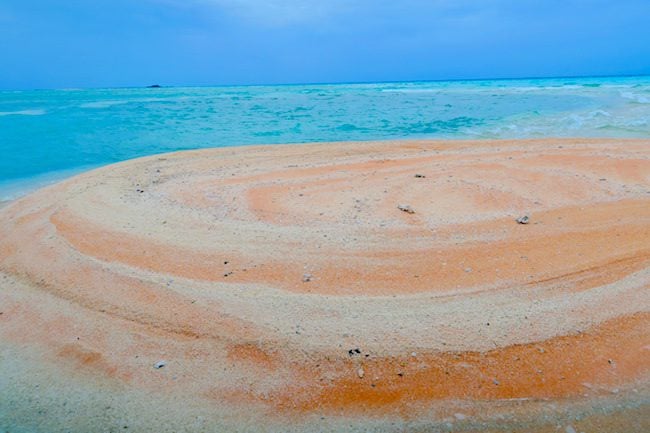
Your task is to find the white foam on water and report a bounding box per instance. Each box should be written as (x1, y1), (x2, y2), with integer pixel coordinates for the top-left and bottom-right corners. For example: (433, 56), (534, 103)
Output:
(0, 109), (46, 116)
(79, 96), (192, 109)
(620, 91), (650, 104)
(380, 89), (442, 94)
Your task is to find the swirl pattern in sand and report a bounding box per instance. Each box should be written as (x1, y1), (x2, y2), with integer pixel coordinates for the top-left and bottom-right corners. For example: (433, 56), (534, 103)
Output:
(1, 139), (649, 432)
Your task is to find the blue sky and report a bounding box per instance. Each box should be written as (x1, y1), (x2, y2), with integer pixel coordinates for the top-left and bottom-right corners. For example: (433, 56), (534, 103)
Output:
(1, 0), (649, 89)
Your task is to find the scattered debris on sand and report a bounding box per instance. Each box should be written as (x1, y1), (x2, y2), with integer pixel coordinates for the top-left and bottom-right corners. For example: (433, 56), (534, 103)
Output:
(348, 348), (362, 356)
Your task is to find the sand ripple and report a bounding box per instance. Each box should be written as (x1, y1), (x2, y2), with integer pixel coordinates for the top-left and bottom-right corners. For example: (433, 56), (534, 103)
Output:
(1, 139), (649, 432)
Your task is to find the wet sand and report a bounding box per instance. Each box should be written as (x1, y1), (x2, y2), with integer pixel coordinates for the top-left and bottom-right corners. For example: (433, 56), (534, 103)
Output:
(1, 138), (649, 432)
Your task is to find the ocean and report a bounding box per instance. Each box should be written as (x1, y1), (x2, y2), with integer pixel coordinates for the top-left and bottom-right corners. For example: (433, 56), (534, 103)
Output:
(1, 75), (649, 200)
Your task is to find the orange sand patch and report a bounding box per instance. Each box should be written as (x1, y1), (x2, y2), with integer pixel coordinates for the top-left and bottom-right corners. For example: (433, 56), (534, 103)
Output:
(273, 313), (649, 415)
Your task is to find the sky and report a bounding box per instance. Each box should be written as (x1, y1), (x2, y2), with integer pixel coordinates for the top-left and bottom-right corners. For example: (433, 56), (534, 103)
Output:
(1, 0), (650, 89)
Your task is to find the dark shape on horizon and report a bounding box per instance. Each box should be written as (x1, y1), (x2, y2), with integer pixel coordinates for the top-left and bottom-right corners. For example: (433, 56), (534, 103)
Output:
(147, 84), (162, 88)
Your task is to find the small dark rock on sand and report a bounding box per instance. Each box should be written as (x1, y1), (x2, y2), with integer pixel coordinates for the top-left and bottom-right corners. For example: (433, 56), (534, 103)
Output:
(398, 204), (415, 214)
(516, 215), (530, 224)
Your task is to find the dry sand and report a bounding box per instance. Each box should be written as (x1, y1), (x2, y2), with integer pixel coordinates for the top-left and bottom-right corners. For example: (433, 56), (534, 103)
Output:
(0, 138), (649, 432)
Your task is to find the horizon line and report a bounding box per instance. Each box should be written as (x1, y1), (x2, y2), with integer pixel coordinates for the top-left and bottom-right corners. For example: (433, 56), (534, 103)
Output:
(2, 72), (650, 92)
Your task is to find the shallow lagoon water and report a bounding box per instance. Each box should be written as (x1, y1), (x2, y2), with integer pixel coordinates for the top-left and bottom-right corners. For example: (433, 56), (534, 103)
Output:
(1, 75), (649, 199)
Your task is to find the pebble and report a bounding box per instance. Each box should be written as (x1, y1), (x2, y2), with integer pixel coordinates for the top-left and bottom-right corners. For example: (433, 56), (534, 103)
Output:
(154, 360), (166, 369)
(357, 368), (365, 378)
(516, 215), (530, 224)
(397, 204), (415, 214)
(414, 174), (426, 178)
(302, 273), (313, 282)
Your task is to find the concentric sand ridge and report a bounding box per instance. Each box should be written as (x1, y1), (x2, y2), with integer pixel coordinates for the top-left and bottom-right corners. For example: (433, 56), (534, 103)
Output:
(1, 139), (649, 432)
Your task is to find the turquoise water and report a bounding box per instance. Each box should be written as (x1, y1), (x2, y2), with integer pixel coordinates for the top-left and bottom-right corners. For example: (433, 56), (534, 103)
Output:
(1, 75), (650, 199)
